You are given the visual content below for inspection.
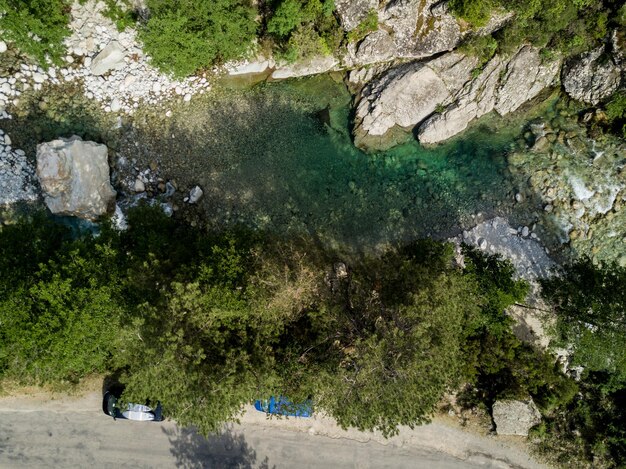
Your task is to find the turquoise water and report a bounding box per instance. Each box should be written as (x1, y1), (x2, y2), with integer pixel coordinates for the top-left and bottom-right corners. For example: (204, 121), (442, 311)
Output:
(4, 74), (542, 252)
(122, 75), (534, 252)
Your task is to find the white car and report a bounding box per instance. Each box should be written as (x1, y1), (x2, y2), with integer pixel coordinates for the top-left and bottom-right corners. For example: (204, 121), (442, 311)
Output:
(103, 390), (163, 422)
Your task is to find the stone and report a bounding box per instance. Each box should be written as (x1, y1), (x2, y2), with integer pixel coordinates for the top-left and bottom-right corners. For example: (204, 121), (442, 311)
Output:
(152, 82), (162, 93)
(334, 0), (378, 31)
(183, 93), (191, 102)
(352, 30), (396, 66)
(334, 262), (349, 279)
(492, 399), (542, 436)
(271, 55), (338, 80)
(90, 41), (126, 76)
(133, 178), (145, 192)
(188, 185), (203, 204)
(562, 46), (621, 105)
(353, 61), (454, 151)
(521, 226), (530, 237)
(494, 46), (561, 115)
(110, 98), (121, 112)
(32, 73), (46, 84)
(36, 136), (116, 220)
(226, 56), (275, 76)
(418, 46), (560, 145)
(0, 41), (7, 53)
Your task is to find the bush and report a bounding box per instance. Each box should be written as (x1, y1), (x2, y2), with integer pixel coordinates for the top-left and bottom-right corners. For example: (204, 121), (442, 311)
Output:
(605, 91), (626, 139)
(449, 0), (495, 27)
(139, 0), (258, 77)
(0, 0), (71, 65)
(265, 0), (340, 62)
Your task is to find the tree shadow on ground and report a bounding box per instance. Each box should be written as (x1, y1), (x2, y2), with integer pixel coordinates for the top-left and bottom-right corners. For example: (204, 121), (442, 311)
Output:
(162, 426), (272, 469)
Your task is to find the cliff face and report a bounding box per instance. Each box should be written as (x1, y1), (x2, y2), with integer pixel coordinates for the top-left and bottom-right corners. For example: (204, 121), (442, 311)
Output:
(228, 1), (625, 151)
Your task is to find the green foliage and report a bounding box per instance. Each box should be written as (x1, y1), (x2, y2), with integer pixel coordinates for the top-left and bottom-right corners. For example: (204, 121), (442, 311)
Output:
(0, 219), (125, 384)
(101, 0), (137, 32)
(139, 0), (258, 77)
(451, 0), (617, 58)
(605, 91), (626, 139)
(461, 245), (528, 336)
(458, 34), (498, 68)
(0, 0), (71, 65)
(541, 258), (626, 387)
(346, 9), (378, 43)
(265, 0), (341, 62)
(449, 0), (495, 27)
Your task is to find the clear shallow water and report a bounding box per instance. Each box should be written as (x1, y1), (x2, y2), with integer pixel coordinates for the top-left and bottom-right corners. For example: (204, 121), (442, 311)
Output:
(123, 75), (536, 252)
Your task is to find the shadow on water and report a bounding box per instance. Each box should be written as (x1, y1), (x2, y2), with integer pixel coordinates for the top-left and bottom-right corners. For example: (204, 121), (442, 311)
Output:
(120, 76), (528, 254)
(163, 426), (272, 469)
(4, 75), (564, 255)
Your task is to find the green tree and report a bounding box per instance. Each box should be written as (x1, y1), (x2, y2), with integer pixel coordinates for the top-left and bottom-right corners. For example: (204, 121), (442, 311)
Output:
(139, 0), (258, 77)
(541, 258), (626, 388)
(0, 0), (71, 65)
(265, 0), (340, 62)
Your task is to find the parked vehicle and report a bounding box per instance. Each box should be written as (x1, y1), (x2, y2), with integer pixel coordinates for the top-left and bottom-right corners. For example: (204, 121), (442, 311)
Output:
(103, 390), (163, 422)
(254, 396), (312, 417)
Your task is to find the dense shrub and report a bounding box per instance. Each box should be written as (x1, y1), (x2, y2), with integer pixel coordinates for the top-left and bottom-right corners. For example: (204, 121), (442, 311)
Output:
(139, 0), (258, 77)
(265, 0), (341, 62)
(450, 0), (619, 57)
(605, 91), (626, 139)
(0, 0), (71, 65)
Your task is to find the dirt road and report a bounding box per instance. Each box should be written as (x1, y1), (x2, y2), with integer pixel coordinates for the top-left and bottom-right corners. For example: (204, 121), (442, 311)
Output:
(0, 390), (548, 468)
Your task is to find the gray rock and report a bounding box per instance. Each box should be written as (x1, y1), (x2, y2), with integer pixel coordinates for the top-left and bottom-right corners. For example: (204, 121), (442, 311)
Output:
(90, 41), (126, 76)
(418, 47), (560, 145)
(271, 55), (338, 79)
(133, 178), (145, 192)
(334, 0), (378, 32)
(188, 185), (203, 204)
(226, 56), (275, 76)
(562, 46), (621, 105)
(495, 46), (561, 115)
(110, 97), (121, 112)
(492, 399), (542, 436)
(353, 30), (396, 66)
(36, 136), (116, 220)
(0, 41), (7, 53)
(353, 61), (454, 151)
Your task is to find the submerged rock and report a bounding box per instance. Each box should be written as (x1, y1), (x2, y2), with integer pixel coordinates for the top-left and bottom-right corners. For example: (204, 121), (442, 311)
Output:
(562, 46), (621, 105)
(36, 136), (116, 220)
(188, 185), (203, 204)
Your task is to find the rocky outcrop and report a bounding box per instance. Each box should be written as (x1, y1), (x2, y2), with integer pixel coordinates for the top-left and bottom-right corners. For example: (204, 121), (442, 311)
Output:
(334, 0), (378, 32)
(36, 136), (116, 220)
(355, 46), (560, 150)
(492, 399), (542, 436)
(353, 58), (469, 151)
(271, 56), (339, 79)
(562, 46), (622, 105)
(226, 56), (275, 76)
(420, 46), (560, 144)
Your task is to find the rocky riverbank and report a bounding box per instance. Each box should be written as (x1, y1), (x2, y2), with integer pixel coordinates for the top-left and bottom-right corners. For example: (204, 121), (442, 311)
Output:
(0, 0), (624, 277)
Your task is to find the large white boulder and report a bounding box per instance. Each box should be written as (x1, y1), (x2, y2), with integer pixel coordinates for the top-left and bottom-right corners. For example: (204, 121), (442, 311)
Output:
(353, 54), (478, 151)
(90, 41), (126, 76)
(562, 46), (622, 105)
(36, 136), (116, 220)
(418, 46), (561, 145)
(492, 398), (542, 436)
